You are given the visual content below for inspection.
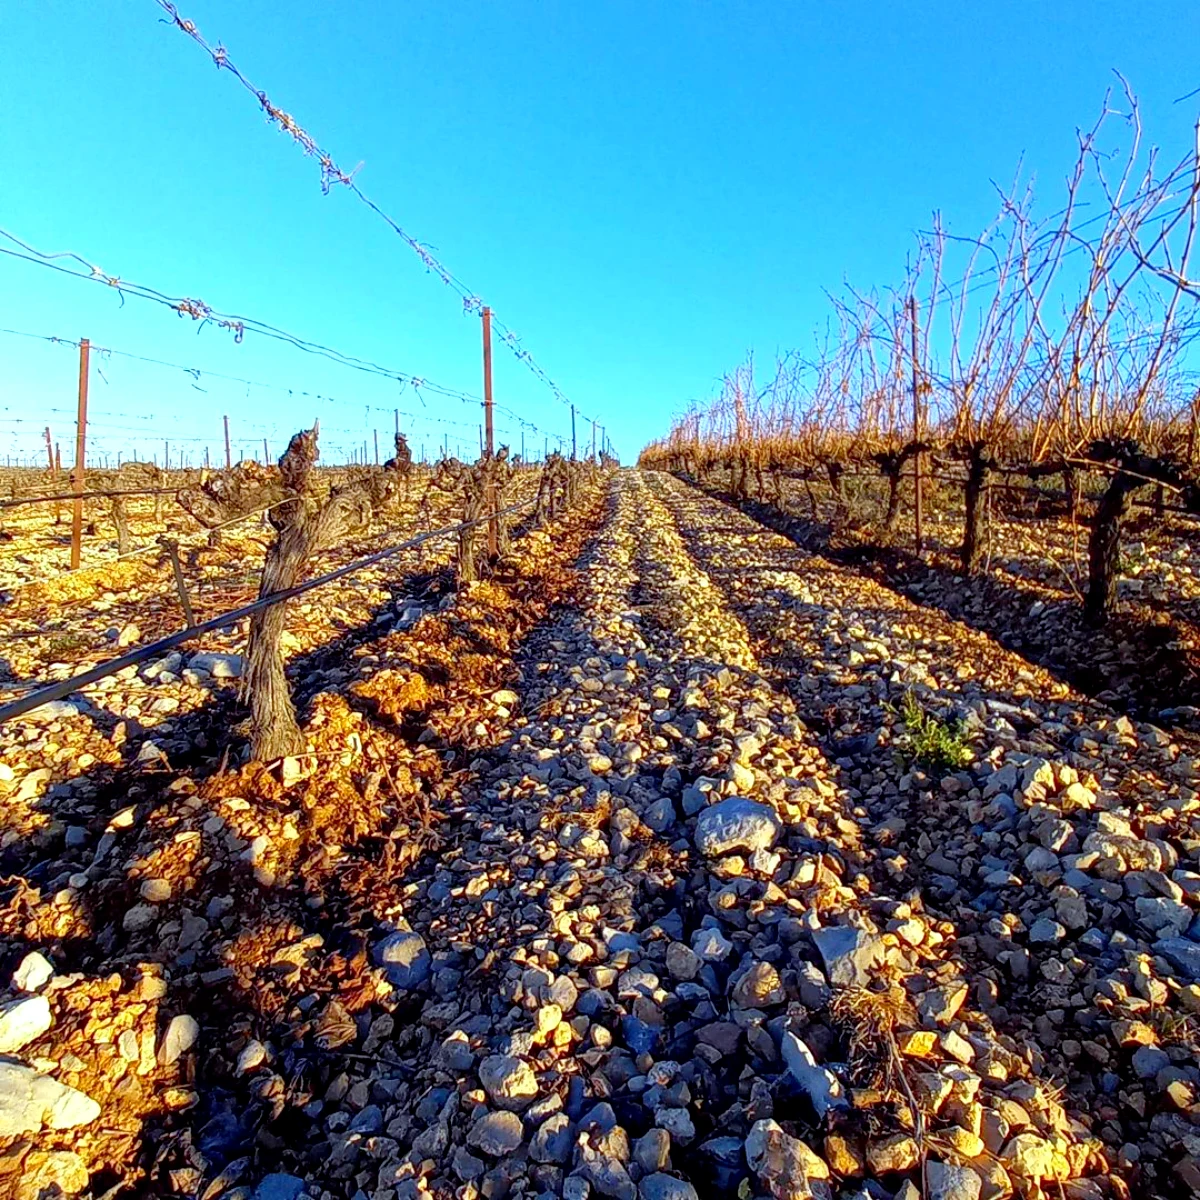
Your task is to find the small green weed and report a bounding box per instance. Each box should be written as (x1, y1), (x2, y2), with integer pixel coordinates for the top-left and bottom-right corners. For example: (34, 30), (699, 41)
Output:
(894, 692), (973, 771)
(45, 632), (87, 658)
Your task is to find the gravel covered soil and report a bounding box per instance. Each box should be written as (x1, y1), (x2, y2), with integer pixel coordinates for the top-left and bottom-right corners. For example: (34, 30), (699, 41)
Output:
(0, 469), (1196, 1200)
(721, 473), (1200, 721)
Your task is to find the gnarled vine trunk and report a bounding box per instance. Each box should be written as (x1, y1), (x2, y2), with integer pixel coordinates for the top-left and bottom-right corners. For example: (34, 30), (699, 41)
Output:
(109, 496), (132, 556)
(1085, 471), (1140, 627)
(184, 426), (404, 761)
(961, 446), (994, 574)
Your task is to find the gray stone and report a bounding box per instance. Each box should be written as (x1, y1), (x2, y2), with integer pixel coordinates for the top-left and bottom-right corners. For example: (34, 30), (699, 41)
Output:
(0, 1061), (101, 1136)
(159, 1014), (200, 1065)
(811, 926), (884, 987)
(189, 651), (244, 678)
(1024, 847), (1059, 874)
(255, 1175), (307, 1200)
(531, 1113), (574, 1163)
(781, 1031), (848, 1119)
(639, 1174), (699, 1200)
(654, 1106), (695, 1143)
(1135, 896), (1192, 937)
(1028, 918), (1065, 945)
(690, 926), (732, 962)
(693, 797), (781, 857)
(468, 1109), (525, 1157)
(122, 904), (158, 933)
(643, 797), (676, 832)
(479, 1054), (539, 1110)
(0, 994), (52, 1053)
(374, 930), (432, 990)
(1155, 936), (1200, 981)
(451, 1146), (486, 1181)
(12, 951), (54, 993)
(634, 1129), (672, 1173)
(436, 1030), (476, 1072)
(1131, 1045), (1170, 1080)
(731, 961), (786, 1008)
(665, 942), (701, 981)
(579, 1137), (636, 1200)
(745, 1119), (831, 1199)
(926, 1162), (982, 1200)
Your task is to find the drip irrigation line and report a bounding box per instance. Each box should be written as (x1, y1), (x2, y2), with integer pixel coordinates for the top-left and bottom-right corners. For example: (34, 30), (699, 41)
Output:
(0, 498), (534, 724)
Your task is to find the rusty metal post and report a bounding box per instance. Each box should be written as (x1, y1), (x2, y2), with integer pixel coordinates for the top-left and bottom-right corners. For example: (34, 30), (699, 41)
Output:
(223, 414), (232, 470)
(482, 306), (498, 557)
(70, 339), (90, 570)
(910, 295), (924, 557)
(159, 536), (196, 627)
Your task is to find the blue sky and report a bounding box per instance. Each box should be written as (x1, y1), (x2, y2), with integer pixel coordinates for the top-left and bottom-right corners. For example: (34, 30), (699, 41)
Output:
(1, 1), (1198, 466)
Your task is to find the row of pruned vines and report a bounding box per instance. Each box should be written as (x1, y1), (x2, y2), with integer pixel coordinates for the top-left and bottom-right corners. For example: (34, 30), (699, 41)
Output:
(641, 82), (1200, 626)
(179, 427), (603, 761)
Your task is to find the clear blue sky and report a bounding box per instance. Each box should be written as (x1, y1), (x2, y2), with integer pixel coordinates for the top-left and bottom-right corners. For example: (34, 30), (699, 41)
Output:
(1, 1), (1198, 466)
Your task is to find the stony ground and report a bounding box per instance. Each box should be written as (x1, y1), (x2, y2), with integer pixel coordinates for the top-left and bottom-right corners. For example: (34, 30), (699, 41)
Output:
(736, 472), (1200, 719)
(0, 469), (1197, 1200)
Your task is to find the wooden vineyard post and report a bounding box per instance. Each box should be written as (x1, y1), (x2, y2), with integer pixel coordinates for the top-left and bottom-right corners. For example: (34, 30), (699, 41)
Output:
(224, 415), (232, 470)
(70, 339), (90, 570)
(482, 306), (498, 558)
(910, 295), (924, 557)
(571, 404), (577, 460)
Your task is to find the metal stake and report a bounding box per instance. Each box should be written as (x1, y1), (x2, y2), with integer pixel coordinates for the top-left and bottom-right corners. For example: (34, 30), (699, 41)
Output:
(159, 536), (196, 627)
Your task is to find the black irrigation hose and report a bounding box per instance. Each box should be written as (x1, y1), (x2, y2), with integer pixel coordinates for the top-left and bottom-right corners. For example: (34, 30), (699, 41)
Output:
(0, 498), (533, 725)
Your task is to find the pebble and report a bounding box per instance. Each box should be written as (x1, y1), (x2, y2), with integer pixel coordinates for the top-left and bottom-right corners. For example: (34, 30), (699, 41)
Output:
(0, 1061), (100, 1135)
(693, 796), (781, 856)
(373, 930), (432, 990)
(0, 996), (52, 1054)
(468, 1109), (525, 1157)
(158, 1014), (199, 1065)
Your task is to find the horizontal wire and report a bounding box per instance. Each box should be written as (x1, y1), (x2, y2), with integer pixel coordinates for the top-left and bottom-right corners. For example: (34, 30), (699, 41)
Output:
(0, 308), (573, 442)
(151, 0), (605, 431)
